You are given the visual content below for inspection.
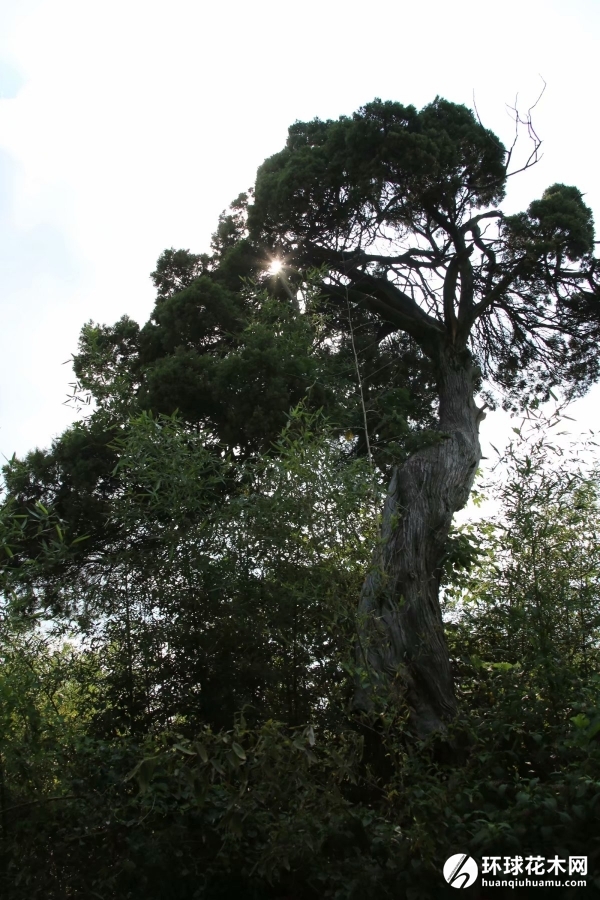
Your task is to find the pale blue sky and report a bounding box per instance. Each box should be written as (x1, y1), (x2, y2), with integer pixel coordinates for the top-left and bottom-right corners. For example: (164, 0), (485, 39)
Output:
(0, 60), (23, 99)
(1, 0), (599, 465)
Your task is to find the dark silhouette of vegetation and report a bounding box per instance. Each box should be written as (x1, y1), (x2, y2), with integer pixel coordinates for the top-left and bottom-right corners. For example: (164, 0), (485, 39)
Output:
(1, 96), (600, 898)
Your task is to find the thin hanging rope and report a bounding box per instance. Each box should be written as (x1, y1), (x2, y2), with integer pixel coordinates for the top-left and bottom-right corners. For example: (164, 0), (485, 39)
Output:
(346, 285), (374, 470)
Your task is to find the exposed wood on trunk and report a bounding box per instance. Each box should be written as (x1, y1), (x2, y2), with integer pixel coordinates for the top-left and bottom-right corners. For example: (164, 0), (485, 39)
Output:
(354, 349), (482, 737)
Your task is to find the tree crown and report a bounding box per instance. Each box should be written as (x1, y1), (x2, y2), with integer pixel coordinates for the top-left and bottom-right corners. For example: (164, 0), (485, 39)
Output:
(249, 98), (600, 407)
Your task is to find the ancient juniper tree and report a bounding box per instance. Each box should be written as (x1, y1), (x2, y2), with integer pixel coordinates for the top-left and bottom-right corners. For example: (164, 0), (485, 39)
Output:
(248, 98), (600, 735)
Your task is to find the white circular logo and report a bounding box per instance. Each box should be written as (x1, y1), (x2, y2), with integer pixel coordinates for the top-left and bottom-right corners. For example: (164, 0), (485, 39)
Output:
(443, 854), (479, 888)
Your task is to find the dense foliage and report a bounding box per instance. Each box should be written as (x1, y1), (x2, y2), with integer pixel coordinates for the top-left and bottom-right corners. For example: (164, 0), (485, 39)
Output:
(2, 94), (600, 897)
(250, 99), (600, 407)
(1, 408), (600, 898)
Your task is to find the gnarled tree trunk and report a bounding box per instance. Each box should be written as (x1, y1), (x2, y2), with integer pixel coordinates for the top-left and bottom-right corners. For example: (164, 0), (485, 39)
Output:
(354, 349), (482, 737)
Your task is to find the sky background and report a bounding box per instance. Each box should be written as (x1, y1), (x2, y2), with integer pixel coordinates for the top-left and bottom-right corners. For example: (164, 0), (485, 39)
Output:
(1, 0), (599, 479)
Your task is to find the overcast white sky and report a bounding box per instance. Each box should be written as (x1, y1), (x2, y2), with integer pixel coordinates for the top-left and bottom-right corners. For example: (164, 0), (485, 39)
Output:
(1, 0), (599, 469)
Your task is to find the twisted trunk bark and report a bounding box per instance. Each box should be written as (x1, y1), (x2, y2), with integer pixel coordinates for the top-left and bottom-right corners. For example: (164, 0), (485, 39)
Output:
(354, 349), (482, 737)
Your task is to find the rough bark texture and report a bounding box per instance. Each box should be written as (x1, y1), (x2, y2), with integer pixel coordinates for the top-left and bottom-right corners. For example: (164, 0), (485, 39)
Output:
(355, 349), (482, 737)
